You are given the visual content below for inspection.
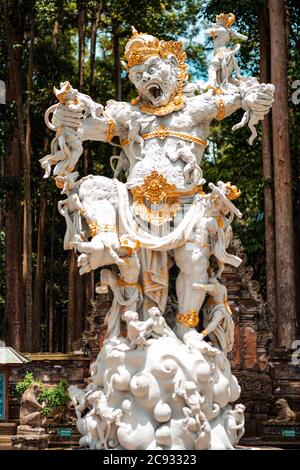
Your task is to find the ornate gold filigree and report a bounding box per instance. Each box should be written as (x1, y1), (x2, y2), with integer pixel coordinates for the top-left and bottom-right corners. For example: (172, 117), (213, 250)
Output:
(138, 171), (177, 205)
(216, 13), (236, 28)
(132, 201), (180, 226)
(125, 30), (188, 82)
(142, 125), (208, 147)
(176, 309), (199, 328)
(139, 94), (186, 116)
(225, 183), (241, 200)
(215, 97), (225, 121)
(130, 171), (204, 225)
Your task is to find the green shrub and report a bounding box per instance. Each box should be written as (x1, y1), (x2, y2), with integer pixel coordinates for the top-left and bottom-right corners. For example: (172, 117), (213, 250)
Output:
(14, 371), (43, 401)
(38, 380), (70, 416)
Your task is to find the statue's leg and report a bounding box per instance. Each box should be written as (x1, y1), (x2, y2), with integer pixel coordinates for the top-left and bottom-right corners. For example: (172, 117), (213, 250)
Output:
(174, 241), (209, 339)
(21, 411), (43, 426)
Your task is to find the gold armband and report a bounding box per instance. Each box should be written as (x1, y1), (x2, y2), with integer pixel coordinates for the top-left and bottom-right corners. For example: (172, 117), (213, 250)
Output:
(201, 329), (208, 337)
(103, 111), (116, 142)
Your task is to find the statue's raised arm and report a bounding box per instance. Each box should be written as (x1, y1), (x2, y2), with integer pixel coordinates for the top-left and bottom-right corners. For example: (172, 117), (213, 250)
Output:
(39, 19), (275, 450)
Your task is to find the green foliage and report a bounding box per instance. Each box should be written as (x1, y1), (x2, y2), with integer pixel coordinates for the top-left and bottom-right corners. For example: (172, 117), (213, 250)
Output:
(39, 380), (70, 416)
(14, 371), (43, 401)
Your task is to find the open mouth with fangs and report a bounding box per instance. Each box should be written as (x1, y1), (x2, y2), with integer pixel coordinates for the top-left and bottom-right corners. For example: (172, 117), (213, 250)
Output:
(146, 83), (164, 103)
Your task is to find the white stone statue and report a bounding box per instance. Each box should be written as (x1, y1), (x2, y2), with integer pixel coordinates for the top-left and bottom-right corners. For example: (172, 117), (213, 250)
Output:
(204, 13), (248, 92)
(41, 19), (274, 449)
(194, 278), (235, 353)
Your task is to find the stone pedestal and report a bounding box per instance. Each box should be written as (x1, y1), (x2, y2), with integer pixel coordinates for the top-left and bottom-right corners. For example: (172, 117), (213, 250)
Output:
(11, 425), (49, 450)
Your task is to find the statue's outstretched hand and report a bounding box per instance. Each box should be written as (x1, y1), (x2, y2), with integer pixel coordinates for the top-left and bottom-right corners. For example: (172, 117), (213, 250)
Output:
(242, 83), (275, 115)
(52, 103), (83, 129)
(76, 232), (124, 275)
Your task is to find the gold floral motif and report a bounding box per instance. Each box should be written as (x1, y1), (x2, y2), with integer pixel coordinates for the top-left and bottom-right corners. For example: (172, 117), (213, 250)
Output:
(84, 220), (116, 238)
(130, 171), (204, 225)
(141, 125), (208, 148)
(216, 13), (236, 28)
(103, 111), (116, 142)
(176, 309), (199, 328)
(201, 329), (208, 337)
(138, 171), (177, 205)
(215, 97), (225, 121)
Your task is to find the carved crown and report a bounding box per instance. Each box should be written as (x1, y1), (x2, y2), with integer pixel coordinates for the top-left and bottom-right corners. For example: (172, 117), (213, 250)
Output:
(124, 26), (188, 81)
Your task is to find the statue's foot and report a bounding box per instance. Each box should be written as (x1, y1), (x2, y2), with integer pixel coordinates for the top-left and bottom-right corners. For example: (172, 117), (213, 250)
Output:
(175, 324), (218, 356)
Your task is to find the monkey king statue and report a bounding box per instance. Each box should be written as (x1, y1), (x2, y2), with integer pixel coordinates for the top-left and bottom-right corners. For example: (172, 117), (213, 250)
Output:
(41, 14), (274, 449)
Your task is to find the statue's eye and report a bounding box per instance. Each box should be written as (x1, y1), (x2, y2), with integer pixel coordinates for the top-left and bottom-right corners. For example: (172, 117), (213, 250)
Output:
(136, 72), (142, 80)
(148, 66), (157, 74)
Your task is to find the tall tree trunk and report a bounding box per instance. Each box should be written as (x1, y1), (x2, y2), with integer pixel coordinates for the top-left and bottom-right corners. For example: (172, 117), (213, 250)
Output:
(89, 6), (100, 94)
(24, 17), (34, 351)
(33, 178), (46, 351)
(269, 0), (297, 348)
(78, 4), (85, 92)
(112, 18), (121, 101)
(66, 2), (86, 351)
(48, 198), (56, 352)
(4, 0), (25, 350)
(258, 6), (276, 328)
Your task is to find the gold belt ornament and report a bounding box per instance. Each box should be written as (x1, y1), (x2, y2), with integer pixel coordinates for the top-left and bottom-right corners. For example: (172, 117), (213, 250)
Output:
(130, 171), (204, 226)
(141, 125), (208, 148)
(130, 171), (204, 204)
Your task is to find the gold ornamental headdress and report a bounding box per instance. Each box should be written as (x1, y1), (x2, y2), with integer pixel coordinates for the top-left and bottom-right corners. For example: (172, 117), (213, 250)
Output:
(216, 13), (236, 29)
(124, 26), (188, 82)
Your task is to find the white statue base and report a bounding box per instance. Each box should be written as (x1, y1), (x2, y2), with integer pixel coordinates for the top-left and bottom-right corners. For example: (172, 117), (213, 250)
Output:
(69, 330), (245, 450)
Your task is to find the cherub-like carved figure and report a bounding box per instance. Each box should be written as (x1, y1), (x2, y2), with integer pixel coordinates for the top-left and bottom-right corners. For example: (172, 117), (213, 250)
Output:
(123, 310), (153, 348)
(222, 404), (245, 446)
(194, 278), (235, 353)
(167, 142), (204, 185)
(146, 306), (177, 338)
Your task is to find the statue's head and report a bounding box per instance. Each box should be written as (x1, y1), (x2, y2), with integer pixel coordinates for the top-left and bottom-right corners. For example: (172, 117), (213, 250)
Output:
(123, 27), (188, 111)
(123, 310), (138, 322)
(148, 307), (161, 319)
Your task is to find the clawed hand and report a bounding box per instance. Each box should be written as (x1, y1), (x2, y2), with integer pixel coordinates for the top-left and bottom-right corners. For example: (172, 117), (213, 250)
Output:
(243, 83), (275, 115)
(76, 232), (124, 275)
